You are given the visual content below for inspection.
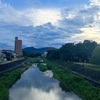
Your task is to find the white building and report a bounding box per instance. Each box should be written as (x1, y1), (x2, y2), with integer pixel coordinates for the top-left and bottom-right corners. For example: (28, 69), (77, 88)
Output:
(42, 52), (48, 57)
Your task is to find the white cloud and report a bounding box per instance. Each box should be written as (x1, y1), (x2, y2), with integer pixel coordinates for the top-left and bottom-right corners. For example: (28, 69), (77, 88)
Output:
(0, 2), (32, 26)
(89, 0), (100, 6)
(24, 8), (62, 26)
(0, 1), (61, 27)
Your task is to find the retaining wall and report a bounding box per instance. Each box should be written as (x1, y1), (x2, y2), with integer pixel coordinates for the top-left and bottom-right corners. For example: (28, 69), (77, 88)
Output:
(0, 58), (27, 73)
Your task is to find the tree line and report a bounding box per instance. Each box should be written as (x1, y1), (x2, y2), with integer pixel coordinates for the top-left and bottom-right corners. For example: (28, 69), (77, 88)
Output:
(47, 40), (100, 65)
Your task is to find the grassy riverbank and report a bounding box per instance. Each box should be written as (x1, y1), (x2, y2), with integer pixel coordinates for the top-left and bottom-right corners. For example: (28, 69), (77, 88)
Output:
(37, 59), (100, 100)
(0, 61), (31, 100)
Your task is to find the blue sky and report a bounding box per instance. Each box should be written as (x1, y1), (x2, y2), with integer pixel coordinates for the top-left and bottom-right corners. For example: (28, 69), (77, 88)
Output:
(0, 0), (100, 49)
(1, 0), (89, 9)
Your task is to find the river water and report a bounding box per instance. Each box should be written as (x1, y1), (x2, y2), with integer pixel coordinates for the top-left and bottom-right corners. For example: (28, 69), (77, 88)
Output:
(9, 66), (81, 100)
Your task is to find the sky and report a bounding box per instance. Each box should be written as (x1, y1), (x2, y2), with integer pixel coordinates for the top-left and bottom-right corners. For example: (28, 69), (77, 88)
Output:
(0, 0), (100, 49)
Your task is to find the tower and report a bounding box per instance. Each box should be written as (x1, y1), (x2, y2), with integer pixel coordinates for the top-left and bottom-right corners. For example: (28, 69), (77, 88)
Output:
(15, 37), (22, 56)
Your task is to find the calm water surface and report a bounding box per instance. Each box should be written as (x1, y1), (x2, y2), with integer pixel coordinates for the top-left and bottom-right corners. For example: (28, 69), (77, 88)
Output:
(9, 66), (81, 100)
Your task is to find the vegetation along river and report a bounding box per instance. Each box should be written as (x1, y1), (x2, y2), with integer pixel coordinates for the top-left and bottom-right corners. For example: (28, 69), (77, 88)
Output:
(9, 65), (81, 100)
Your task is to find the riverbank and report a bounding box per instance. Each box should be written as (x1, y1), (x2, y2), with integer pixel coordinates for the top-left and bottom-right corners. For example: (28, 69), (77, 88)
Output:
(0, 58), (27, 75)
(0, 60), (31, 100)
(37, 59), (100, 100)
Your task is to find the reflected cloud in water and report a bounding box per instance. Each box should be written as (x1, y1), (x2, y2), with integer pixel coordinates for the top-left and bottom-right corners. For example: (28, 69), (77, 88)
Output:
(9, 66), (81, 100)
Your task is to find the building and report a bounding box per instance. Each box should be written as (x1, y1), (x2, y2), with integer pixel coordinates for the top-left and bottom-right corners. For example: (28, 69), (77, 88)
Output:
(0, 50), (6, 62)
(15, 37), (22, 56)
(42, 52), (48, 57)
(2, 50), (17, 61)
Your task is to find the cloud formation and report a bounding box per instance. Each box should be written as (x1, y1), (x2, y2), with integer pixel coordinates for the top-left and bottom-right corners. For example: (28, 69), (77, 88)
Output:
(69, 0), (100, 43)
(0, 1), (61, 26)
(0, 0), (100, 49)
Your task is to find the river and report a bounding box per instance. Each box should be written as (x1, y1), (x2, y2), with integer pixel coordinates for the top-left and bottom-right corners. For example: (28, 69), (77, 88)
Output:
(9, 65), (81, 100)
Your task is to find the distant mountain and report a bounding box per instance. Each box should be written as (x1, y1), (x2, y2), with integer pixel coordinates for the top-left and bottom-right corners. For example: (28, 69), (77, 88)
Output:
(23, 47), (56, 55)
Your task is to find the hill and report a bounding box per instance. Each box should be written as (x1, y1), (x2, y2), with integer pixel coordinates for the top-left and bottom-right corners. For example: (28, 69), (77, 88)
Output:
(23, 47), (55, 55)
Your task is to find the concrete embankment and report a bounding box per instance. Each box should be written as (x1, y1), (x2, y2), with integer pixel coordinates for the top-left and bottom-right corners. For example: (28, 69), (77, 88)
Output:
(69, 64), (100, 87)
(0, 58), (27, 75)
(57, 62), (100, 87)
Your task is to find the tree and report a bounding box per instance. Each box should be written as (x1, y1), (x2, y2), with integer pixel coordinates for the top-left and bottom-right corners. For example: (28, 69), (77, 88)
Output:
(47, 40), (98, 63)
(47, 49), (60, 60)
(76, 40), (97, 62)
(90, 46), (100, 65)
(59, 43), (75, 61)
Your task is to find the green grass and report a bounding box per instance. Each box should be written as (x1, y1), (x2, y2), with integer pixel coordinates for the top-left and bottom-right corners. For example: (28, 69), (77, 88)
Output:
(38, 63), (48, 72)
(28, 57), (39, 63)
(38, 59), (100, 100)
(0, 61), (31, 100)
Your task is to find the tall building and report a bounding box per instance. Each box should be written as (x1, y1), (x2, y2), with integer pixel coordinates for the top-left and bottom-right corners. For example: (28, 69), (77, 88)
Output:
(15, 37), (22, 56)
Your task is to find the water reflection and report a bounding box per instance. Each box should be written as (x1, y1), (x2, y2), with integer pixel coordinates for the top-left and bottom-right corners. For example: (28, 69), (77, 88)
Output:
(43, 70), (53, 77)
(9, 66), (81, 100)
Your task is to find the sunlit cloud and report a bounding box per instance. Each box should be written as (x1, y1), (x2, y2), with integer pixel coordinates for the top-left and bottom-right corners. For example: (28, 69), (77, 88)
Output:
(70, 28), (100, 43)
(24, 8), (62, 26)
